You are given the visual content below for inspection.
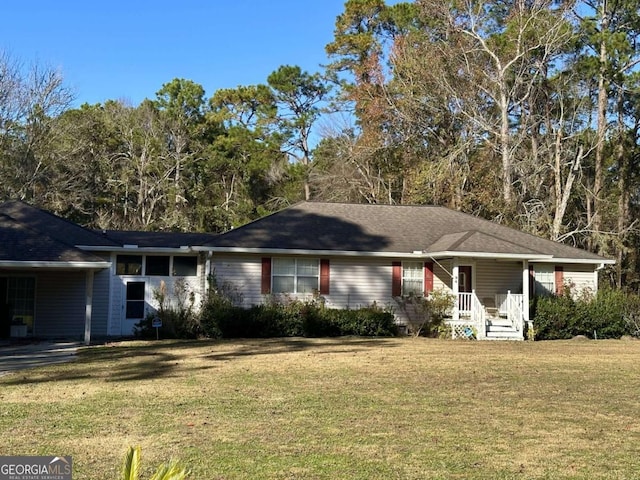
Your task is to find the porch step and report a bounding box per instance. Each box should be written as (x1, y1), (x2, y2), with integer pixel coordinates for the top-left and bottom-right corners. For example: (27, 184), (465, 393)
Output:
(486, 317), (512, 327)
(485, 324), (523, 340)
(484, 317), (522, 340)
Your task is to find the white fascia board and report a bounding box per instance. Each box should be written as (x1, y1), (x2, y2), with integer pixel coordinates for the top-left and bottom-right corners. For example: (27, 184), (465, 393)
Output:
(77, 246), (195, 254)
(0, 261), (111, 269)
(532, 257), (616, 265)
(200, 247), (556, 261)
(426, 251), (553, 260)
(201, 246), (431, 258)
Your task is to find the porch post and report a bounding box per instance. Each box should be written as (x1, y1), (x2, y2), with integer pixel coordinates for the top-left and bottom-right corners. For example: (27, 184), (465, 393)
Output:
(522, 260), (530, 334)
(452, 258), (459, 322)
(84, 270), (94, 346)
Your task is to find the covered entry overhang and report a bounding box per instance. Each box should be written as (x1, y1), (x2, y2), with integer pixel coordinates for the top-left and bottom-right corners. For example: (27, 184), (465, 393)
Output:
(0, 260), (111, 345)
(412, 246), (614, 340)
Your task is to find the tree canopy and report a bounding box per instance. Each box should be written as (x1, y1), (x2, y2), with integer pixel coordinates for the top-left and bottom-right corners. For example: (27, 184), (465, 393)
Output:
(1, 0), (639, 288)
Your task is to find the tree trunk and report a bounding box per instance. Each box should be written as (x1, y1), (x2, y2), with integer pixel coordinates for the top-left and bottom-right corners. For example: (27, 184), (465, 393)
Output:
(593, 0), (609, 251)
(500, 88), (512, 205)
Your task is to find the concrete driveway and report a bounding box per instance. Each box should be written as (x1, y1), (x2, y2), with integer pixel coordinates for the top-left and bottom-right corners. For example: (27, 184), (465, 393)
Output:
(0, 341), (80, 376)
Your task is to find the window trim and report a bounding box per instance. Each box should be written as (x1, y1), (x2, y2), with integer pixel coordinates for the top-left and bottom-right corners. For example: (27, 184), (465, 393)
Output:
(534, 264), (555, 296)
(271, 257), (320, 294)
(145, 255), (170, 276)
(116, 255), (143, 276)
(172, 256), (198, 277)
(402, 261), (425, 297)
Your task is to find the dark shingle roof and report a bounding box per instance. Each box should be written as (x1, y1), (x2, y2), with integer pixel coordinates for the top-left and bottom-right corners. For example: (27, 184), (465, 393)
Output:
(208, 202), (609, 262)
(0, 201), (118, 248)
(0, 213), (107, 264)
(98, 230), (218, 248)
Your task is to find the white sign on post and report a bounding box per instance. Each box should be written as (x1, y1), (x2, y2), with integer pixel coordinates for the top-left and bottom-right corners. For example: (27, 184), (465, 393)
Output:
(152, 316), (162, 340)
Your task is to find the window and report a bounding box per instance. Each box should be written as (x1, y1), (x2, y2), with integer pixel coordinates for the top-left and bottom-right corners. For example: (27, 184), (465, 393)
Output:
(146, 256), (170, 276)
(7, 277), (35, 334)
(402, 262), (424, 296)
(116, 255), (142, 275)
(535, 264), (554, 295)
(125, 281), (146, 319)
(272, 258), (319, 294)
(173, 256), (198, 276)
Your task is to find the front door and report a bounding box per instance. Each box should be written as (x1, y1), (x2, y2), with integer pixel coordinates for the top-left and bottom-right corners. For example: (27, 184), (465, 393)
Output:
(459, 266), (472, 293)
(122, 281), (146, 336)
(458, 265), (473, 313)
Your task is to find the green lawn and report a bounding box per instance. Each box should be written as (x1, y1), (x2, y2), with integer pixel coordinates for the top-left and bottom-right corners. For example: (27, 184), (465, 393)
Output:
(1, 338), (639, 479)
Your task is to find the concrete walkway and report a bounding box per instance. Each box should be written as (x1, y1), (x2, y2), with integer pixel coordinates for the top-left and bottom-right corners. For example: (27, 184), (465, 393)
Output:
(0, 341), (80, 376)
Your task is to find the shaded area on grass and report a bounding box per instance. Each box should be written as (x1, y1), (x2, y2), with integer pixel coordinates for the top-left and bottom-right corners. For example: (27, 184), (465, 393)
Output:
(0, 337), (399, 386)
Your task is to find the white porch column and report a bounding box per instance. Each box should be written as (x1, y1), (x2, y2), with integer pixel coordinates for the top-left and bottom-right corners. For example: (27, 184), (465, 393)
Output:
(522, 260), (530, 332)
(84, 270), (95, 346)
(452, 258), (459, 322)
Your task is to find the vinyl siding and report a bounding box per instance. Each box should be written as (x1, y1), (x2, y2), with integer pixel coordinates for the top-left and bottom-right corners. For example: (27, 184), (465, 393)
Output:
(107, 254), (206, 336)
(531, 263), (597, 297)
(211, 254), (600, 327)
(35, 271), (86, 338)
(474, 260), (523, 299)
(212, 254), (264, 307)
(324, 258), (394, 309)
(562, 264), (597, 296)
(91, 257), (111, 337)
(433, 260), (452, 292)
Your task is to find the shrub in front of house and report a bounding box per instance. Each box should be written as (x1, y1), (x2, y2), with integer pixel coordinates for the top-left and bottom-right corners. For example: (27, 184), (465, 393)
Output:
(200, 296), (397, 339)
(532, 287), (639, 340)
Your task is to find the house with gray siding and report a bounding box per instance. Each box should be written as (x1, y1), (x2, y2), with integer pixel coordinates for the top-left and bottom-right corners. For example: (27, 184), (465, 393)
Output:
(0, 200), (614, 342)
(204, 202), (614, 340)
(0, 201), (215, 343)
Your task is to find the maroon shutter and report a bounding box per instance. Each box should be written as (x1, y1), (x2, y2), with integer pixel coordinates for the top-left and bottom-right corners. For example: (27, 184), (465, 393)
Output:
(392, 261), (402, 297)
(529, 265), (535, 296)
(320, 259), (330, 294)
(555, 266), (564, 296)
(424, 262), (434, 296)
(261, 257), (272, 294)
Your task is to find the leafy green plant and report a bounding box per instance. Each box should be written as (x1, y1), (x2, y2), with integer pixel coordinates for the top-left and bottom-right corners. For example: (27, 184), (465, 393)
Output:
(201, 292), (396, 338)
(135, 279), (201, 339)
(393, 289), (455, 337)
(532, 287), (640, 340)
(121, 445), (189, 480)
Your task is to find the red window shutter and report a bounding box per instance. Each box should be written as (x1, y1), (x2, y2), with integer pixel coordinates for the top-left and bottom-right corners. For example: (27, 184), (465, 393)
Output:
(392, 262), (402, 297)
(555, 266), (564, 296)
(424, 262), (434, 295)
(529, 265), (535, 296)
(320, 259), (330, 295)
(261, 257), (272, 294)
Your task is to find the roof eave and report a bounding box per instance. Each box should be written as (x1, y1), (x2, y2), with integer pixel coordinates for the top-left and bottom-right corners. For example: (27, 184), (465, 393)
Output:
(0, 261), (111, 269)
(205, 246), (428, 258)
(426, 251), (553, 260)
(533, 257), (615, 265)
(78, 245), (195, 253)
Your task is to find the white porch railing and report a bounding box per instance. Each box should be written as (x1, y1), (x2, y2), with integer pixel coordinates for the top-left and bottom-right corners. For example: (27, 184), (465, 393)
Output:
(450, 291), (524, 339)
(451, 291), (485, 339)
(505, 292), (524, 333)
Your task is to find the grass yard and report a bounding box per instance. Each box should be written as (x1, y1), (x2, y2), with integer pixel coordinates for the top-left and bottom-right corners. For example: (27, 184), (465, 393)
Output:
(0, 338), (639, 479)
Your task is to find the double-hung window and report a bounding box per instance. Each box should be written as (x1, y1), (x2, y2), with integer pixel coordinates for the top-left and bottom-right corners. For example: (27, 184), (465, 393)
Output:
(402, 261), (424, 296)
(535, 264), (555, 296)
(272, 258), (319, 294)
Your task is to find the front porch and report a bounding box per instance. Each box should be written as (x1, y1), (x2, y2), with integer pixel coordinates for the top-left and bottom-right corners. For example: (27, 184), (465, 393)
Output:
(447, 291), (527, 340)
(440, 258), (532, 341)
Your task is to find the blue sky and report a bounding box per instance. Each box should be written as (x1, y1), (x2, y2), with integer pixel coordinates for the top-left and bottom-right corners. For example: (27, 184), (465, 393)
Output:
(2, 1), (349, 106)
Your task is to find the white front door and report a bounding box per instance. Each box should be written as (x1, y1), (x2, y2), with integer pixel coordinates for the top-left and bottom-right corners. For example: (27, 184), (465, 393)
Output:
(122, 280), (146, 336)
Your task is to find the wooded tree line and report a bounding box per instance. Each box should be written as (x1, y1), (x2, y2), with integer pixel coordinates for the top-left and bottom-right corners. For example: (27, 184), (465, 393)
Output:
(1, 0), (639, 289)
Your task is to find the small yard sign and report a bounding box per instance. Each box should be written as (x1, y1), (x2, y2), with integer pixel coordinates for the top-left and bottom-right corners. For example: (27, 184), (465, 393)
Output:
(152, 316), (162, 340)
